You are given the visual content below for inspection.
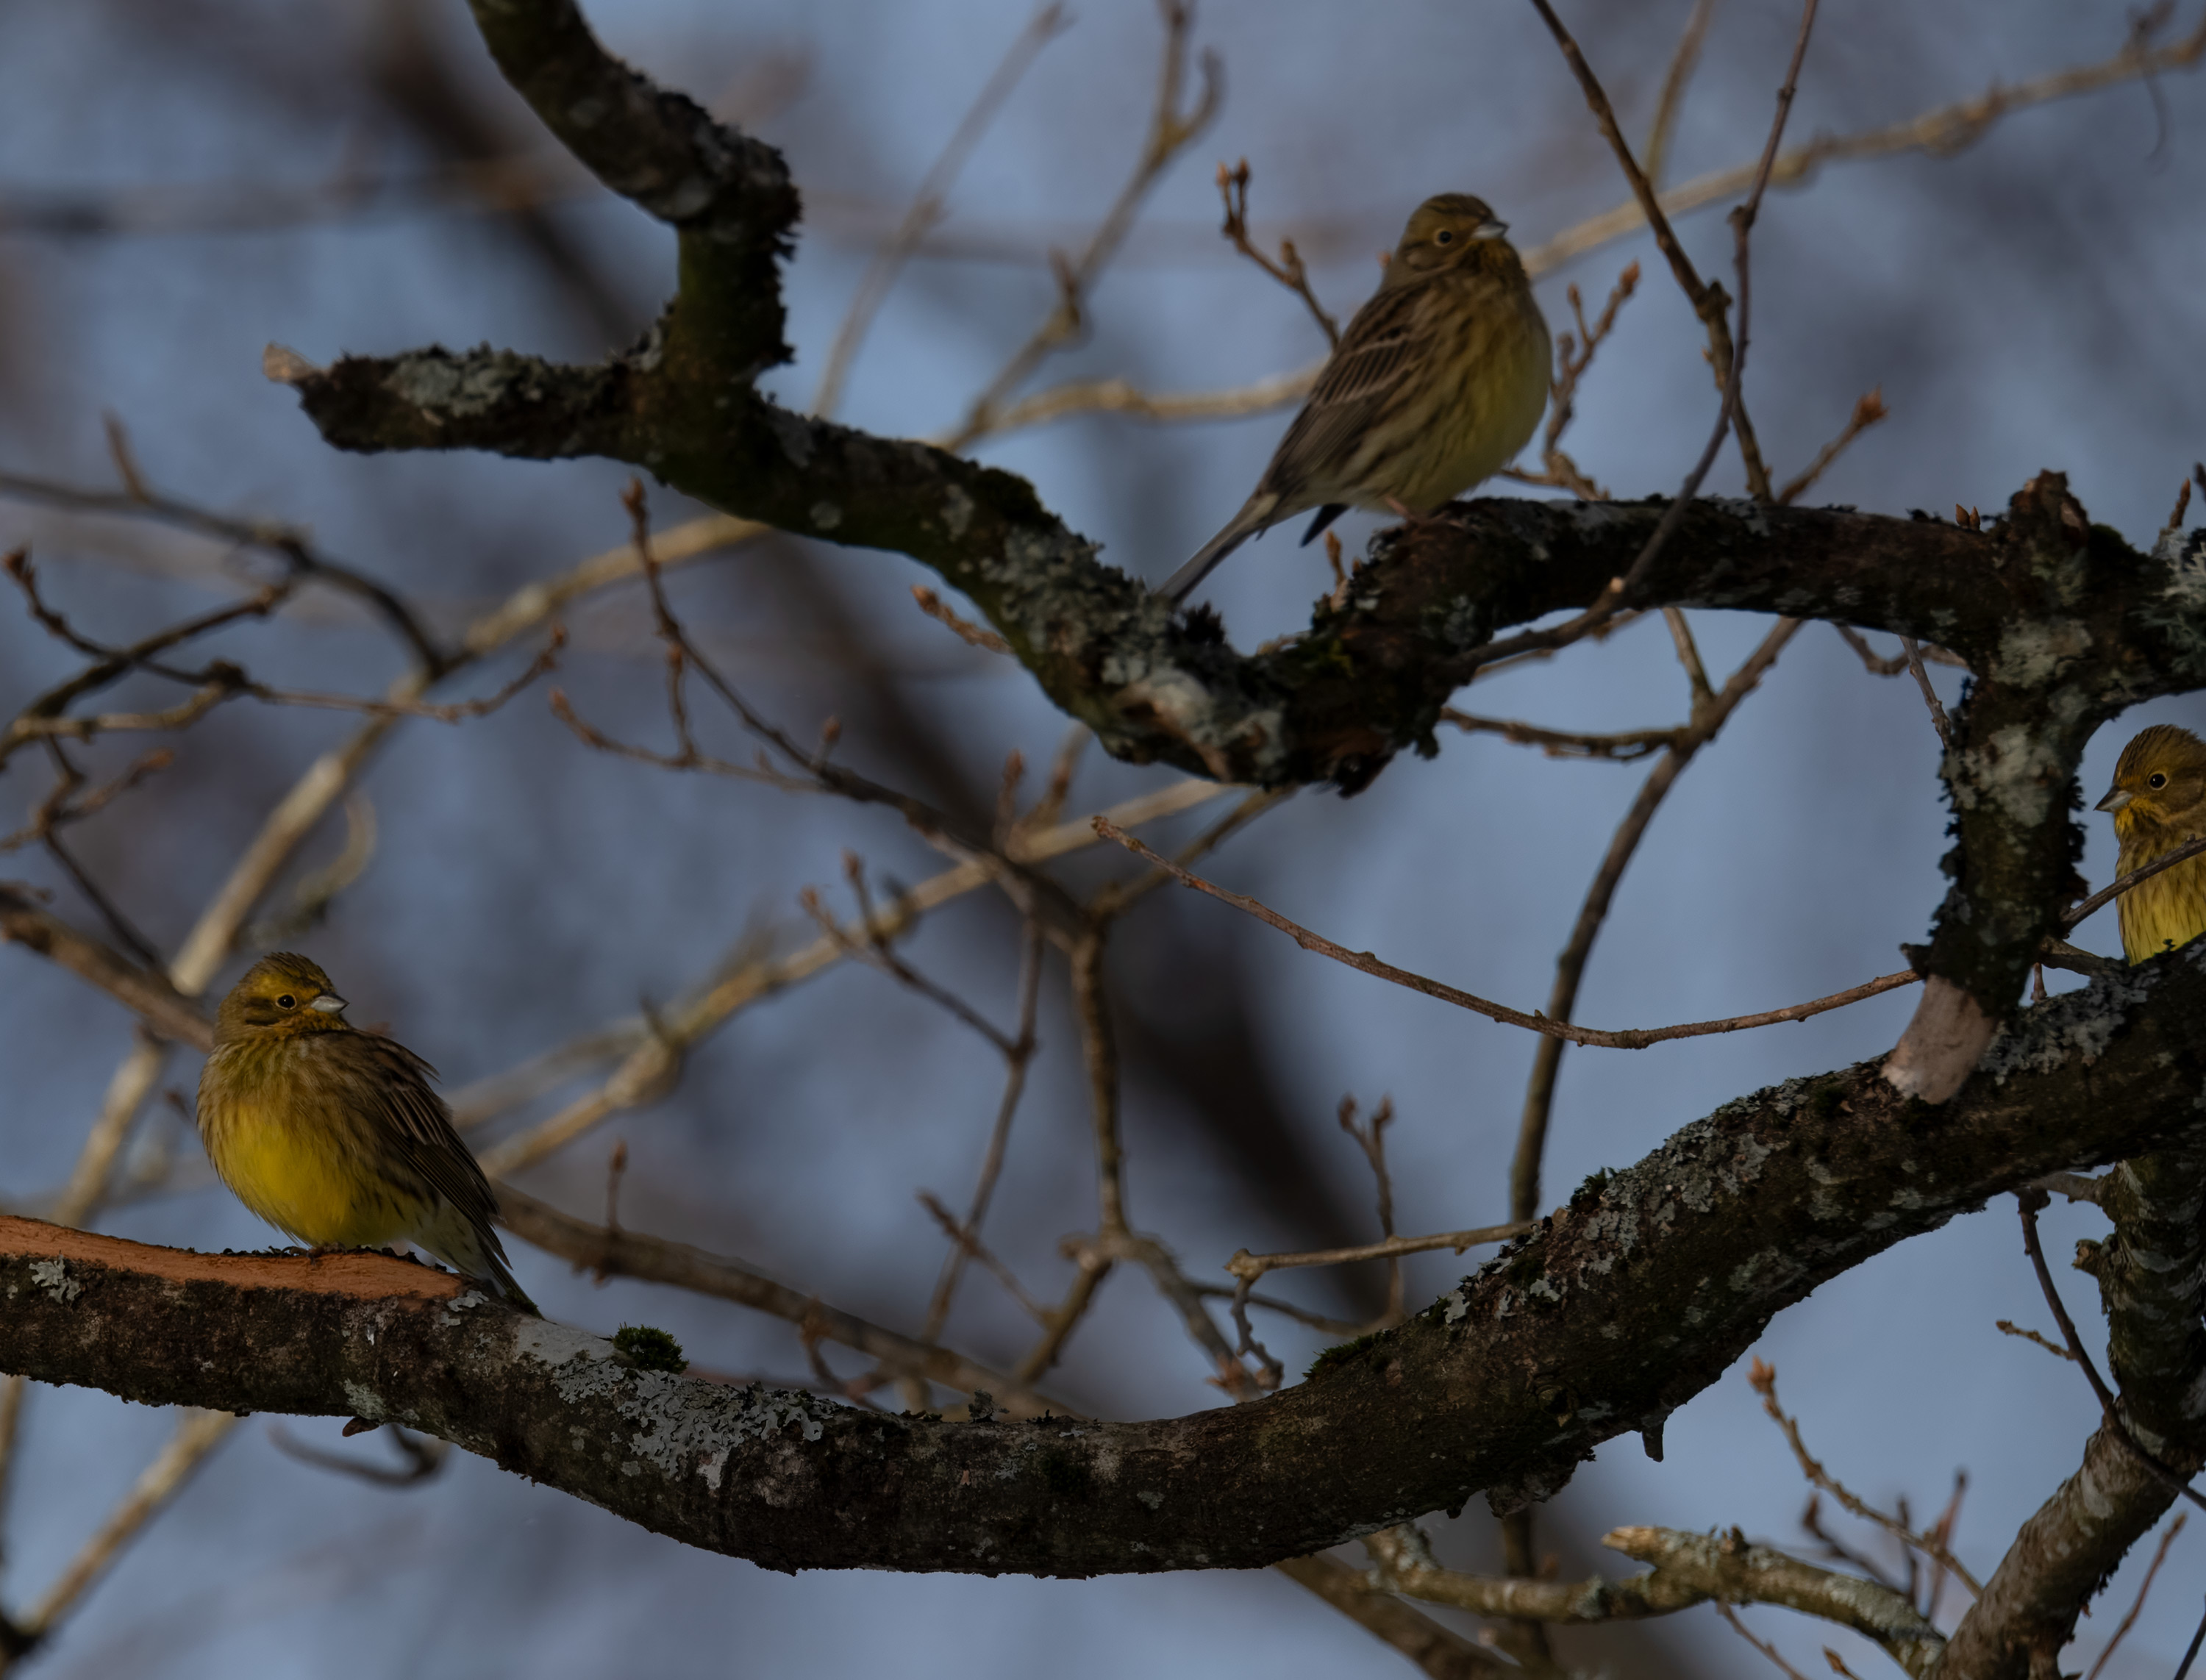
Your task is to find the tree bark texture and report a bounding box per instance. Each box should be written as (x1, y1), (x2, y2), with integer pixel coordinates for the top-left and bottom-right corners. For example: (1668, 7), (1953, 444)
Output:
(8, 953), (2206, 1576)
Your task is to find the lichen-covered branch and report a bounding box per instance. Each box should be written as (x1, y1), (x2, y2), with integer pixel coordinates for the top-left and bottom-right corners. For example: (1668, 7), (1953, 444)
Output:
(1272, 1554), (1515, 1680)
(11, 926), (2206, 1574)
(1363, 1523), (1940, 1678)
(278, 350), (2206, 817)
(1884, 479), (2205, 1098)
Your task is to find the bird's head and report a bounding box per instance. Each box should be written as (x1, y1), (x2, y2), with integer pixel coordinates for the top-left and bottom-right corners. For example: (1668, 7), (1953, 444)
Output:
(2096, 723), (2206, 843)
(1388, 194), (1513, 282)
(215, 951), (351, 1043)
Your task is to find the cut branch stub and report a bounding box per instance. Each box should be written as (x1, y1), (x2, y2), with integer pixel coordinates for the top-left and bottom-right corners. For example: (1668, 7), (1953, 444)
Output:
(1888, 474), (2206, 1096)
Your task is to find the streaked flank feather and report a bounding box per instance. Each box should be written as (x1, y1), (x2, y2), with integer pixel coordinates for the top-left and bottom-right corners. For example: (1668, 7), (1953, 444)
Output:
(1163, 193), (1550, 602)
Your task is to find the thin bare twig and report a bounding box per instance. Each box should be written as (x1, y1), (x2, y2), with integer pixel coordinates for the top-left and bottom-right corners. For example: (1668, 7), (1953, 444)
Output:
(43, 827), (160, 969)
(1337, 1095), (1404, 1322)
(1215, 159), (1340, 347)
(1225, 1221), (1532, 1282)
(1095, 815), (1915, 1051)
(921, 918), (1045, 1342)
(2015, 1188), (2206, 1514)
(1190, 1282), (1360, 1338)
(2175, 1596), (2206, 1680)
(266, 1422), (449, 1488)
(478, 778), (1235, 1177)
(1996, 1319), (2079, 1362)
(237, 791), (378, 950)
(801, 854), (1018, 1054)
(1507, 623), (1799, 1222)
(1449, 0), (1815, 679)
(1665, 607), (1716, 707)
(811, 4), (1069, 419)
(944, 0), (1221, 450)
(1070, 928), (1128, 1237)
(1718, 1601), (1816, 1680)
(918, 1191), (1049, 1324)
(492, 1183), (1065, 1418)
(1013, 1249), (1111, 1387)
(0, 468), (448, 674)
(1749, 1356), (1982, 1593)
(1090, 785), (1293, 918)
(2085, 1511), (2185, 1680)
(910, 585), (1010, 654)
(1501, 261), (1640, 498)
(1776, 389), (1889, 505)
(9, 1410), (239, 1654)
(1522, 12), (2206, 277)
(2063, 832), (2206, 933)
(1438, 709), (1680, 762)
(0, 748), (173, 854)
(1901, 637), (1953, 751)
(1644, 0), (1721, 188)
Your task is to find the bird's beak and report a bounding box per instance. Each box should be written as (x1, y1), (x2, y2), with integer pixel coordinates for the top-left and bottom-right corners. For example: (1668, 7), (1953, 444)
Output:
(1477, 218), (1508, 238)
(310, 993), (348, 1014)
(2096, 787), (2132, 814)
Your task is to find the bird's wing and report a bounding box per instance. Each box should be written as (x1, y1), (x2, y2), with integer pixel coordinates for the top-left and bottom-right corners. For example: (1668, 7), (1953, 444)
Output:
(338, 1034), (499, 1226)
(1256, 282), (1429, 504)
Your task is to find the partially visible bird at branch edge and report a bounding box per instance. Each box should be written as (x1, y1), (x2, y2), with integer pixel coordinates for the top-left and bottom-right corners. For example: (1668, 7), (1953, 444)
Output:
(2096, 723), (2206, 965)
(1160, 192), (1552, 604)
(197, 951), (539, 1312)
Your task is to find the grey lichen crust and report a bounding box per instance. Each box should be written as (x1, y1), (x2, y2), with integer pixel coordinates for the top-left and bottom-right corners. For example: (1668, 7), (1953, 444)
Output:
(510, 1318), (832, 1492)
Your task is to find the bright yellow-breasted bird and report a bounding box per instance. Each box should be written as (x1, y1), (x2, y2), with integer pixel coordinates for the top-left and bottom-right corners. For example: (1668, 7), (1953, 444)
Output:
(2096, 723), (2206, 965)
(1160, 192), (1552, 604)
(196, 952), (537, 1311)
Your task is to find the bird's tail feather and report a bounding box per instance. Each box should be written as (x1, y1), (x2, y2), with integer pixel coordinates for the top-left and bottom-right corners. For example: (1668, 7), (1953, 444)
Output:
(481, 1243), (540, 1316)
(1162, 498), (1279, 602)
(420, 1206), (540, 1315)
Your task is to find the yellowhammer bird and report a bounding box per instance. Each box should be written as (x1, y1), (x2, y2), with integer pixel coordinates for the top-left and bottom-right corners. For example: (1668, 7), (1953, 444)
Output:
(2096, 723), (2206, 965)
(1161, 192), (1551, 603)
(196, 952), (537, 1310)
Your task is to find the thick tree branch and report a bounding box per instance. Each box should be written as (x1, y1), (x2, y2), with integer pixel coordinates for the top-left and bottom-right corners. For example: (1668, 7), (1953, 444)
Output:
(10, 933), (2206, 1574)
(271, 352), (2206, 814)
(460, 0), (798, 375)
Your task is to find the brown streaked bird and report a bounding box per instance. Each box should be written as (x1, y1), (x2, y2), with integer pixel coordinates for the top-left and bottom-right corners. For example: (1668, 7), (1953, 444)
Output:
(1161, 192), (1551, 604)
(196, 952), (537, 1310)
(2095, 723), (2206, 965)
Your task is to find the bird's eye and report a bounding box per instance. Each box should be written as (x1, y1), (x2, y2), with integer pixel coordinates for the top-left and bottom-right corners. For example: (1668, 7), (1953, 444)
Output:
(276, 994), (296, 1009)
(2149, 772), (2169, 789)
(1434, 229), (1455, 245)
